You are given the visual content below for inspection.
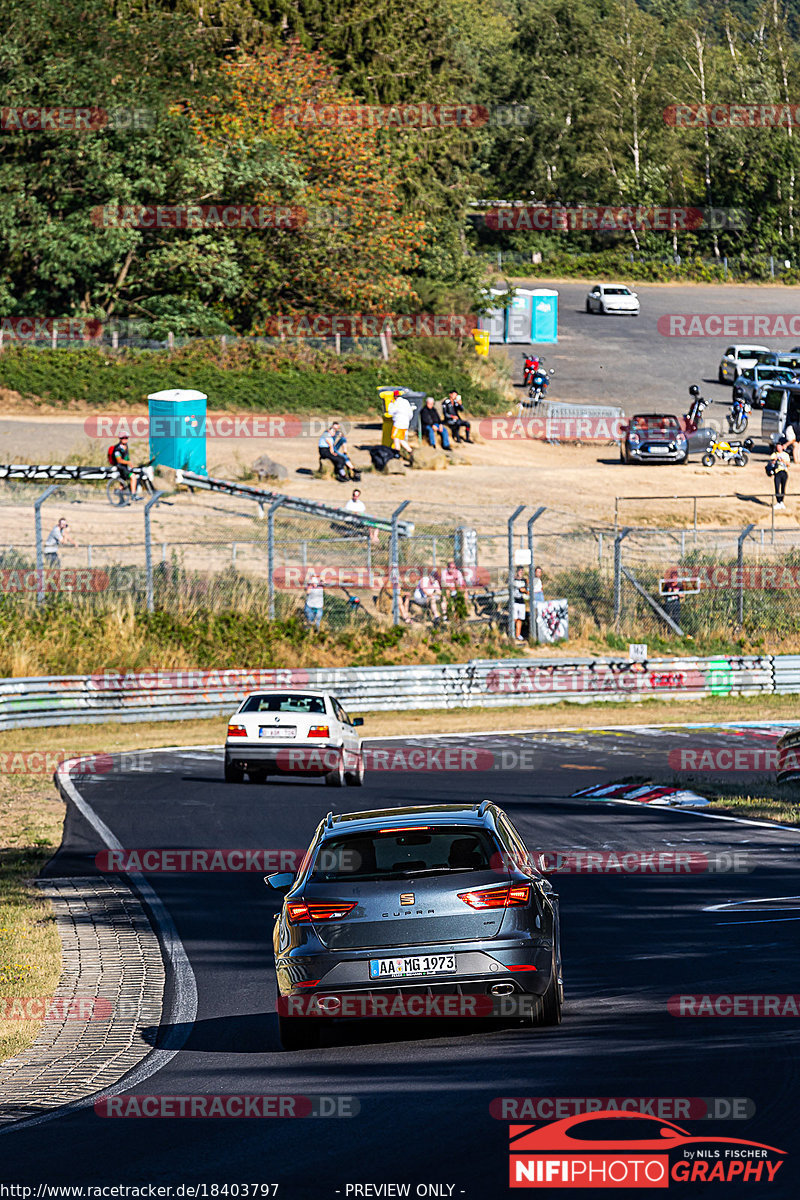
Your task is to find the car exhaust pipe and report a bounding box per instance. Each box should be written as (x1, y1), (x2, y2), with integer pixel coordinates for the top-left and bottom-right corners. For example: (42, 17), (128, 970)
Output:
(315, 995), (341, 1013)
(489, 982), (515, 997)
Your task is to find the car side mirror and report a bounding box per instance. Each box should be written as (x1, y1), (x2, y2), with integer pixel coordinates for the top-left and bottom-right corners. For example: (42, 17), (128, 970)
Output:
(264, 872), (294, 890)
(352, 717), (364, 727)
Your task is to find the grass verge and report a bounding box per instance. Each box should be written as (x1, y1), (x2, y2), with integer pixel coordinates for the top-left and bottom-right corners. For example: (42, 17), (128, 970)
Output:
(0, 775), (63, 1061)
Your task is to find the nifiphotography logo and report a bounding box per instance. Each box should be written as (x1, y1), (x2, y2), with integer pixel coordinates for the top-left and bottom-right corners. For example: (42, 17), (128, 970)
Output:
(507, 1111), (786, 1188)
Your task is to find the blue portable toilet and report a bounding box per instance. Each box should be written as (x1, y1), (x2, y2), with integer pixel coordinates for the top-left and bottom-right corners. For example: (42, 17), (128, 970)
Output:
(530, 288), (558, 343)
(477, 288), (508, 344)
(147, 389), (207, 473)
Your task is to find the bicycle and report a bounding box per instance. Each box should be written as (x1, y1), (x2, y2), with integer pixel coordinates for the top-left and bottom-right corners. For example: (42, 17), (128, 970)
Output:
(106, 460), (157, 507)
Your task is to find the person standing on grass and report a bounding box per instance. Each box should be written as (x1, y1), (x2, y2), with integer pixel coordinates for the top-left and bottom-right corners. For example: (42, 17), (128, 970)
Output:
(512, 567), (529, 642)
(769, 446), (791, 509)
(305, 573), (324, 628)
(44, 518), (76, 569)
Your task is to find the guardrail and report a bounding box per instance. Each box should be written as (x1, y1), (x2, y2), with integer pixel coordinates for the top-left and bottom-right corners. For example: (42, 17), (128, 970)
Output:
(0, 654), (774, 730)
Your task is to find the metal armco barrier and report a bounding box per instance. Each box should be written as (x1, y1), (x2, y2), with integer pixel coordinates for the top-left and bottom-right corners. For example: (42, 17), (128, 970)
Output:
(0, 655), (774, 731)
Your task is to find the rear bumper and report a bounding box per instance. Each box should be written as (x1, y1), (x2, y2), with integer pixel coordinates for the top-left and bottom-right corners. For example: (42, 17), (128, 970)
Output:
(276, 940), (554, 1001)
(225, 740), (341, 775)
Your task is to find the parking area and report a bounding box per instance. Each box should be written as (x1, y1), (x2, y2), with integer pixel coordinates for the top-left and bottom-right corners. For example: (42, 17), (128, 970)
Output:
(495, 279), (800, 424)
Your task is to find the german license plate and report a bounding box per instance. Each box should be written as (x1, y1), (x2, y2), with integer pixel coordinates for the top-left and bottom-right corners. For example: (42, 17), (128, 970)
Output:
(369, 954), (457, 979)
(259, 726), (296, 738)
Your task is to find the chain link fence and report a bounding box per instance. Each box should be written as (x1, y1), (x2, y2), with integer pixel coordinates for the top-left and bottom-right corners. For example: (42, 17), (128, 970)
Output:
(1, 479), (799, 643)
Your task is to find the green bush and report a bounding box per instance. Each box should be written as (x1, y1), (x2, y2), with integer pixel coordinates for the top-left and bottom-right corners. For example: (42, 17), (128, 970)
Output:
(0, 339), (507, 414)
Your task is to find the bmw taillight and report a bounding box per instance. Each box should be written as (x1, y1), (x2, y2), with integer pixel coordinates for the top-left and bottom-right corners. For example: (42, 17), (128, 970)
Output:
(227, 724), (247, 737)
(286, 900), (357, 923)
(308, 725), (330, 738)
(457, 884), (530, 910)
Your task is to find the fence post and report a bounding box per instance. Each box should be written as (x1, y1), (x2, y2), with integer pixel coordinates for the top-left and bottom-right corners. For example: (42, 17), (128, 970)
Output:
(614, 527), (632, 630)
(391, 500), (411, 626)
(770, 255), (775, 278)
(34, 484), (60, 605)
(507, 505), (525, 641)
(526, 507), (546, 644)
(267, 497), (286, 620)
(144, 491), (165, 612)
(737, 523), (755, 628)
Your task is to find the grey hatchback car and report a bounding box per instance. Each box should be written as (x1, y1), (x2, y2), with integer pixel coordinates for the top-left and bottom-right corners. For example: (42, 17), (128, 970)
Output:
(267, 802), (563, 1049)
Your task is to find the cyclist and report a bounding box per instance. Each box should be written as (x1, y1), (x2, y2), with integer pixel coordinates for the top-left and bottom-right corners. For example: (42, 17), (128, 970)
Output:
(109, 435), (139, 498)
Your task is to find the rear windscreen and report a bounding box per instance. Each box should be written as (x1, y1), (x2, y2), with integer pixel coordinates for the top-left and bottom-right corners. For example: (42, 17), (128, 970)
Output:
(241, 694), (326, 714)
(311, 827), (501, 881)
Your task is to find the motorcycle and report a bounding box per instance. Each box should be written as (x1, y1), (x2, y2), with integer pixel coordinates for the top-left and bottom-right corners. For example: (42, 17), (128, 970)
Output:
(701, 436), (753, 467)
(727, 395), (751, 434)
(523, 354), (541, 387)
(527, 366), (555, 404)
(683, 384), (709, 433)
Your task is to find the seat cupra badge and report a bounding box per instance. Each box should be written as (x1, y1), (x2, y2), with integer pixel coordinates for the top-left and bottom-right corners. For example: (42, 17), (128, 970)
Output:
(400, 893), (415, 906)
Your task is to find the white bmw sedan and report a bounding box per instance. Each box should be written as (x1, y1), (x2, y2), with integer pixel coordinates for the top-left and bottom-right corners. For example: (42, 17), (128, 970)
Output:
(586, 283), (640, 315)
(224, 691), (364, 786)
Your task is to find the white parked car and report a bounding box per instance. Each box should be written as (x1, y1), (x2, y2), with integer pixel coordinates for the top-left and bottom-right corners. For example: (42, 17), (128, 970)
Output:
(585, 284), (640, 315)
(718, 344), (772, 384)
(224, 690), (364, 786)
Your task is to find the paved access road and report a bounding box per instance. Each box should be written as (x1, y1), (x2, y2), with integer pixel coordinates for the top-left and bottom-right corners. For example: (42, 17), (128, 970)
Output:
(4, 727), (800, 1197)
(500, 279), (800, 421)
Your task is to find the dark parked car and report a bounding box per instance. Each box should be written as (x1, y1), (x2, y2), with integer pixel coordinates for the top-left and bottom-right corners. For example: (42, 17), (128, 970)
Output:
(267, 802), (563, 1049)
(621, 413), (698, 463)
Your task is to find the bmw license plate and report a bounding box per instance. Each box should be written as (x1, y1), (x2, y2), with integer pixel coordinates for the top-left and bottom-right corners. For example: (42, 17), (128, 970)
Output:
(259, 726), (296, 738)
(648, 446), (669, 455)
(369, 954), (457, 979)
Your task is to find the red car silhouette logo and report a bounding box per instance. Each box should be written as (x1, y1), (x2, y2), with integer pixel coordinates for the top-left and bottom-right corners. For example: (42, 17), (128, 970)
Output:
(510, 1111), (785, 1154)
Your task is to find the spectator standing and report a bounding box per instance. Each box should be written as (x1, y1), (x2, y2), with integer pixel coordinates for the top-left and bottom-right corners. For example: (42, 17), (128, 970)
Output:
(110, 434), (139, 497)
(419, 397), (452, 450)
(532, 566), (544, 602)
(387, 391), (414, 458)
(769, 446), (791, 508)
(661, 568), (682, 624)
(442, 390), (472, 443)
(305, 573), (324, 628)
(44, 518), (76, 569)
(512, 567), (528, 642)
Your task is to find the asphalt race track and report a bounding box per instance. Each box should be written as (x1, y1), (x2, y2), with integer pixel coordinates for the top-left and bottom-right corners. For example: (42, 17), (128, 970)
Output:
(4, 725), (800, 1197)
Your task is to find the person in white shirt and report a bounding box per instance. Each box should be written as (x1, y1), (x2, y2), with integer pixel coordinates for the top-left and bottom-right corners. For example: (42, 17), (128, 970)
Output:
(304, 573), (324, 628)
(44, 518), (77, 568)
(344, 489), (366, 514)
(532, 566), (544, 602)
(387, 391), (414, 456)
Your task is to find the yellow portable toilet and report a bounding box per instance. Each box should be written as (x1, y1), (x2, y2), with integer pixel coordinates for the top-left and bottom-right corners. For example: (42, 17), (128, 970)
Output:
(473, 329), (491, 357)
(378, 388), (397, 446)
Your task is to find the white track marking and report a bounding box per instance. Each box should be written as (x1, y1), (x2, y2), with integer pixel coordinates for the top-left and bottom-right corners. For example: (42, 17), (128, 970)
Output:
(1, 757), (198, 1135)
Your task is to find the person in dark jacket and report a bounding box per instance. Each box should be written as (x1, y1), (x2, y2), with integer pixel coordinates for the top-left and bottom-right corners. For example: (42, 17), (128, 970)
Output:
(419, 397), (451, 450)
(442, 390), (472, 443)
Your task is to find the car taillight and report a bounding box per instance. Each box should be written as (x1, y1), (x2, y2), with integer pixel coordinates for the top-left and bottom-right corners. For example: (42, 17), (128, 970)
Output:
(286, 900), (357, 923)
(457, 884), (530, 910)
(308, 725), (330, 738)
(227, 724), (247, 737)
